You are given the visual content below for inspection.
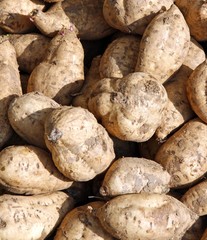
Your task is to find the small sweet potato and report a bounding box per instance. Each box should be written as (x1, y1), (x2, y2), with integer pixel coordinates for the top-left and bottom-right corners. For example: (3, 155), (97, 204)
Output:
(54, 201), (114, 240)
(99, 34), (141, 79)
(100, 157), (171, 197)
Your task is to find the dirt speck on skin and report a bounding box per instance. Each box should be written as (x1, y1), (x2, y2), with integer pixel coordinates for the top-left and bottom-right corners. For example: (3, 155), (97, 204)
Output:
(0, 218), (6, 228)
(47, 128), (63, 143)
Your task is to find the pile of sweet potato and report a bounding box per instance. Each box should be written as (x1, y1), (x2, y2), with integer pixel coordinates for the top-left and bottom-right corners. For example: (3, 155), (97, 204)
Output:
(1, 0), (207, 239)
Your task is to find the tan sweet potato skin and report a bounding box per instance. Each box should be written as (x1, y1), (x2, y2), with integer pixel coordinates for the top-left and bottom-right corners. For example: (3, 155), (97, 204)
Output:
(88, 72), (168, 142)
(96, 193), (198, 240)
(54, 201), (114, 240)
(186, 60), (207, 124)
(175, 0), (207, 41)
(0, 0), (45, 33)
(0, 145), (75, 195)
(44, 106), (115, 181)
(27, 29), (84, 105)
(100, 157), (171, 196)
(155, 118), (207, 188)
(103, 0), (174, 35)
(135, 4), (190, 84)
(99, 35), (141, 79)
(72, 55), (102, 109)
(0, 40), (22, 148)
(8, 33), (50, 73)
(0, 192), (74, 240)
(155, 65), (195, 140)
(8, 91), (60, 149)
(31, 0), (114, 39)
(181, 180), (207, 216)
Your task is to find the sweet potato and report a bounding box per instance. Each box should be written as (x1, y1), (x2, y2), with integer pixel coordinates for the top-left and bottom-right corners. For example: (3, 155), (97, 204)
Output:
(54, 201), (114, 240)
(155, 118), (207, 188)
(0, 0), (45, 33)
(99, 157), (171, 197)
(27, 28), (84, 105)
(44, 106), (115, 181)
(103, 0), (174, 35)
(0, 145), (75, 195)
(31, 0), (114, 39)
(8, 91), (60, 149)
(135, 4), (190, 84)
(155, 65), (195, 140)
(175, 0), (207, 41)
(186, 60), (207, 124)
(0, 40), (22, 148)
(181, 179), (207, 216)
(99, 34), (141, 79)
(0, 191), (74, 240)
(95, 193), (198, 240)
(88, 72), (168, 142)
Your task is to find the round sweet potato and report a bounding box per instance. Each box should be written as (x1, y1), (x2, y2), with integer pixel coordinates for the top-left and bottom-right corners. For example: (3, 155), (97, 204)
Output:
(88, 72), (168, 142)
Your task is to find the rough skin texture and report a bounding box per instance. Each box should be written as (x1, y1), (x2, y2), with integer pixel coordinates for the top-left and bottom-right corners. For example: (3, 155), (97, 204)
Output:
(0, 0), (45, 33)
(7, 33), (50, 73)
(8, 91), (60, 149)
(100, 157), (171, 196)
(44, 106), (115, 181)
(186, 60), (207, 124)
(155, 65), (195, 140)
(155, 118), (207, 188)
(181, 180), (207, 216)
(135, 4), (190, 84)
(0, 40), (22, 149)
(31, 0), (114, 39)
(27, 29), (84, 105)
(72, 55), (102, 109)
(103, 0), (174, 35)
(99, 35), (141, 79)
(183, 37), (205, 70)
(88, 72), (168, 142)
(96, 193), (198, 240)
(54, 201), (114, 240)
(175, 0), (207, 41)
(0, 145), (75, 195)
(0, 192), (74, 240)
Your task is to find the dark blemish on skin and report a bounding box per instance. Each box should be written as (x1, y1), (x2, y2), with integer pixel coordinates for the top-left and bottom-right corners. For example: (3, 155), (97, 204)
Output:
(0, 218), (6, 228)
